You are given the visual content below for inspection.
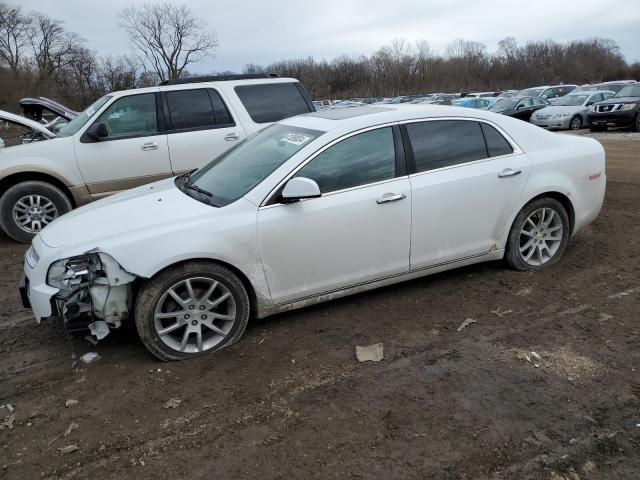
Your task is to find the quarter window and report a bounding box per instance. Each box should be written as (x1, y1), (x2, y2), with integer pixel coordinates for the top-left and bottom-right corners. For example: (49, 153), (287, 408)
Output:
(406, 120), (487, 173)
(93, 93), (157, 139)
(235, 83), (312, 124)
(295, 127), (396, 193)
(165, 88), (235, 131)
(481, 123), (514, 157)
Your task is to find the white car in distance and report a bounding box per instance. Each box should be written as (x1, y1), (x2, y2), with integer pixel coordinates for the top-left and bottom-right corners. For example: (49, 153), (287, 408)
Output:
(21, 105), (606, 361)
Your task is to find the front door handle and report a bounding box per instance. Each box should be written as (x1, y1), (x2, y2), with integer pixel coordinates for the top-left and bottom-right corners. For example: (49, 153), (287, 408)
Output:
(224, 133), (239, 141)
(498, 168), (522, 178)
(376, 193), (406, 204)
(142, 142), (158, 151)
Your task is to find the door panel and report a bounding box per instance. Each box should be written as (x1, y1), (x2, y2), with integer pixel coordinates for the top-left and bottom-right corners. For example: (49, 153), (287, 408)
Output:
(257, 178), (412, 305)
(74, 91), (172, 195)
(409, 153), (530, 268)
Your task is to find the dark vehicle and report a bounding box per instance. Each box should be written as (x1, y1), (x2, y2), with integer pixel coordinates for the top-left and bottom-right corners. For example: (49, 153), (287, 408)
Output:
(19, 97), (78, 134)
(587, 83), (640, 132)
(488, 96), (550, 121)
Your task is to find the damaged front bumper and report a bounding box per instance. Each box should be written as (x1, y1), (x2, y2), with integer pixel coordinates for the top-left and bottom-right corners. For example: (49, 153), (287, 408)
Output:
(21, 236), (138, 333)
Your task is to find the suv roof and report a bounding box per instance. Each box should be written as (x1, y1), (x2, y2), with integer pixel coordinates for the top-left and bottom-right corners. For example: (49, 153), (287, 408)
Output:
(159, 73), (279, 85)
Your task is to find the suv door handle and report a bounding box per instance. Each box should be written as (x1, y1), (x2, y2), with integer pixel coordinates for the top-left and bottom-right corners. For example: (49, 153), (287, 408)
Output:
(376, 193), (406, 204)
(224, 133), (239, 141)
(498, 168), (522, 178)
(142, 142), (158, 151)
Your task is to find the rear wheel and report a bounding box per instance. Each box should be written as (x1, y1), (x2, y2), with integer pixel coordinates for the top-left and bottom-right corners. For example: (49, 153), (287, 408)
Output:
(632, 114), (640, 132)
(505, 198), (570, 271)
(135, 261), (250, 361)
(569, 115), (582, 130)
(0, 181), (72, 243)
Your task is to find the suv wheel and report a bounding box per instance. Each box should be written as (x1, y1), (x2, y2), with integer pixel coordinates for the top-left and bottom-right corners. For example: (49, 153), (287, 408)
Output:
(632, 114), (640, 133)
(0, 181), (72, 243)
(135, 261), (250, 361)
(505, 197), (570, 271)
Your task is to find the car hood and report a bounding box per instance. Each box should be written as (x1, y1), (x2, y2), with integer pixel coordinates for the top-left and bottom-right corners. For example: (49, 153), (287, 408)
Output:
(534, 106), (583, 116)
(0, 109), (55, 138)
(39, 178), (218, 249)
(597, 96), (640, 105)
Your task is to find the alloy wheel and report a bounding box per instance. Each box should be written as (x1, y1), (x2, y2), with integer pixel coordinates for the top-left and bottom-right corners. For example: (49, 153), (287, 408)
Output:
(153, 277), (237, 354)
(12, 194), (58, 234)
(570, 116), (582, 130)
(518, 207), (564, 266)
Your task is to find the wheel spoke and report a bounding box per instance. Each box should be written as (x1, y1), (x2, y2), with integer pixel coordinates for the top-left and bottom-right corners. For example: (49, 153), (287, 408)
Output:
(202, 320), (226, 336)
(520, 229), (534, 238)
(195, 326), (203, 352)
(168, 288), (186, 305)
(200, 281), (219, 304)
(211, 313), (234, 322)
(155, 311), (185, 319)
(543, 210), (555, 227)
(519, 238), (535, 253)
(207, 291), (230, 309)
(180, 328), (190, 352)
(547, 224), (562, 233)
(157, 321), (182, 335)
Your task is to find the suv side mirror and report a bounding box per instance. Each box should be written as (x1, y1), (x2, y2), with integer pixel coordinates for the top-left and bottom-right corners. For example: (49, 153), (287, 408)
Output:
(281, 177), (321, 203)
(86, 122), (109, 141)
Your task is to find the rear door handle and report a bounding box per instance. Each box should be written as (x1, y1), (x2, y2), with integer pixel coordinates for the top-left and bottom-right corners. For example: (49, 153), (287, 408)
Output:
(142, 142), (158, 151)
(224, 133), (239, 141)
(498, 168), (521, 178)
(376, 193), (406, 204)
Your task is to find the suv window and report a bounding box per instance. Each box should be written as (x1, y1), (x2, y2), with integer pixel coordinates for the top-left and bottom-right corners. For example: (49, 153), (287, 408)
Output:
(165, 89), (235, 131)
(235, 83), (312, 123)
(406, 120), (487, 173)
(481, 123), (513, 157)
(94, 93), (157, 139)
(294, 127), (396, 193)
(542, 88), (555, 99)
(532, 98), (547, 106)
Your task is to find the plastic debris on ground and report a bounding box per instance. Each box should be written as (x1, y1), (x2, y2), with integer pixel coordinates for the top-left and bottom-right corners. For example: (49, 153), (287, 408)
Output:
(88, 320), (110, 340)
(80, 352), (101, 364)
(457, 318), (477, 331)
(355, 343), (384, 362)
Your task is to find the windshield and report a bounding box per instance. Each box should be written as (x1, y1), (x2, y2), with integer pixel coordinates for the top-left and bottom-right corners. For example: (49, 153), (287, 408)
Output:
(185, 124), (324, 207)
(489, 99), (518, 111)
(554, 95), (588, 106)
(57, 95), (112, 137)
(519, 88), (544, 97)
(614, 84), (640, 97)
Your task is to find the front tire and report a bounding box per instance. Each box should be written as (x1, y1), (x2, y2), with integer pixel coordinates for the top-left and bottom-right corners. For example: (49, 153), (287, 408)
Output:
(632, 114), (640, 132)
(135, 261), (250, 361)
(505, 198), (570, 271)
(569, 115), (582, 130)
(0, 181), (72, 243)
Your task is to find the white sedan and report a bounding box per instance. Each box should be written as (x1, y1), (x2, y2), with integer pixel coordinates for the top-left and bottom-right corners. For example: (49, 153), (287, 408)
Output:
(20, 105), (606, 361)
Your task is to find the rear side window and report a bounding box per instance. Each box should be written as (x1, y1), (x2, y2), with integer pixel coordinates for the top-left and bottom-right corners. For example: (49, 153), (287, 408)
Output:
(235, 83), (312, 123)
(481, 123), (513, 157)
(165, 88), (235, 131)
(295, 127), (396, 193)
(406, 120), (487, 173)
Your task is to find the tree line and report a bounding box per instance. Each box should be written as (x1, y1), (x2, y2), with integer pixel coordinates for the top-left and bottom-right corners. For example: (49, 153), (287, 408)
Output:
(1, 1), (639, 113)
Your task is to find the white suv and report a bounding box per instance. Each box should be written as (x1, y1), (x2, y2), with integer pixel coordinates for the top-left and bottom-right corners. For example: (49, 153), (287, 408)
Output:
(0, 75), (314, 242)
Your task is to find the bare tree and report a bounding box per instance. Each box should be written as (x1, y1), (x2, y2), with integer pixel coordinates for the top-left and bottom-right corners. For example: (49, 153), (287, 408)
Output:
(118, 3), (218, 81)
(0, 2), (31, 74)
(28, 12), (83, 77)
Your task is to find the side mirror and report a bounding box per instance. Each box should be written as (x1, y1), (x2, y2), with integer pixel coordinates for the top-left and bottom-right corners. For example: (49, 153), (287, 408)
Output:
(516, 104), (525, 110)
(86, 122), (108, 141)
(281, 177), (321, 203)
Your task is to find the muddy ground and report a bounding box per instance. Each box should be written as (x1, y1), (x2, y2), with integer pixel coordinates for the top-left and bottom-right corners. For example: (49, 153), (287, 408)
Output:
(1, 137), (639, 480)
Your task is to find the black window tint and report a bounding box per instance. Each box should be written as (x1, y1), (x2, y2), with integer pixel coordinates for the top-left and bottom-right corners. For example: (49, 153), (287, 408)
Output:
(295, 127), (396, 193)
(235, 83), (312, 123)
(166, 89), (215, 130)
(481, 123), (514, 157)
(208, 89), (234, 126)
(406, 120), (487, 173)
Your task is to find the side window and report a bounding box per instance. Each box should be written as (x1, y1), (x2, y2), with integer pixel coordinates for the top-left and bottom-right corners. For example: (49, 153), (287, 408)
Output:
(235, 83), (312, 124)
(294, 127), (396, 194)
(166, 89), (216, 130)
(94, 93), (157, 139)
(602, 92), (614, 100)
(520, 98), (534, 107)
(542, 88), (555, 98)
(406, 120), (487, 173)
(533, 98), (547, 106)
(481, 123), (514, 157)
(590, 94), (602, 103)
(208, 89), (234, 126)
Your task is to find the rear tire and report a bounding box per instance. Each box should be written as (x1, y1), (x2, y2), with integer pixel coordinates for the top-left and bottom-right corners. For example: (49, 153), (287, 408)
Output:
(135, 261), (250, 361)
(0, 181), (72, 243)
(505, 197), (570, 272)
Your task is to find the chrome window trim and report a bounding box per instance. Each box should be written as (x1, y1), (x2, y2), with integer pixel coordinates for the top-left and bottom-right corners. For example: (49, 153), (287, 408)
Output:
(259, 121), (400, 208)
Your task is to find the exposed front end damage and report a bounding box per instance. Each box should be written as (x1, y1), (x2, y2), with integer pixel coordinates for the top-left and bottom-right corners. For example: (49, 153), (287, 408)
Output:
(49, 251), (137, 337)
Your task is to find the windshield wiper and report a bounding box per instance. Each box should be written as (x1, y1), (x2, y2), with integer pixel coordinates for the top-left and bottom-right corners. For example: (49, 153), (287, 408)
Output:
(184, 183), (213, 197)
(177, 168), (197, 181)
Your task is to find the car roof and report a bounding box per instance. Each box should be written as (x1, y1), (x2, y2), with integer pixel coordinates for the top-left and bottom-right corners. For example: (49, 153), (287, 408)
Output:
(108, 77), (301, 98)
(567, 90), (614, 95)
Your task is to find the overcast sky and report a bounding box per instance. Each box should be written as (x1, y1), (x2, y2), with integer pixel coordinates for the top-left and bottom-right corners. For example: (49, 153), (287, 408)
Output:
(18, 0), (640, 72)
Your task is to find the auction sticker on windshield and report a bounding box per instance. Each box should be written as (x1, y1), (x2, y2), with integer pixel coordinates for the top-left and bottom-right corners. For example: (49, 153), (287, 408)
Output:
(280, 133), (312, 146)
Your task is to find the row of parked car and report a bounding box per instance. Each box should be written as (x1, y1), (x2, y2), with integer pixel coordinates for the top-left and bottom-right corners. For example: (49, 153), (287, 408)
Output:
(314, 79), (640, 132)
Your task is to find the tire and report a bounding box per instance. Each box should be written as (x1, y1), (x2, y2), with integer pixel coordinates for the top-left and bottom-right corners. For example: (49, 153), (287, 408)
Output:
(569, 115), (582, 130)
(505, 197), (570, 272)
(135, 261), (250, 361)
(632, 114), (640, 133)
(0, 181), (73, 243)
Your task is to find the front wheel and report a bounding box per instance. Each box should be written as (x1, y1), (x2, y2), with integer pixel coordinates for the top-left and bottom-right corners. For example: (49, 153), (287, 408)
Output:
(135, 261), (250, 361)
(0, 181), (72, 243)
(569, 115), (582, 130)
(632, 114), (640, 132)
(505, 198), (570, 271)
